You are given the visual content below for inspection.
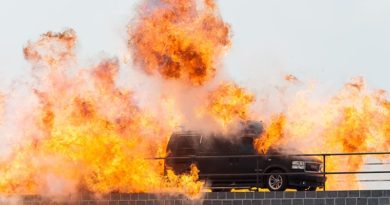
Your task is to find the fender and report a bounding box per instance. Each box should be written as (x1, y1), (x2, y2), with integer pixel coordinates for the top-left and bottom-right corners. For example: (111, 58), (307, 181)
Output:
(264, 164), (288, 173)
(260, 165), (289, 188)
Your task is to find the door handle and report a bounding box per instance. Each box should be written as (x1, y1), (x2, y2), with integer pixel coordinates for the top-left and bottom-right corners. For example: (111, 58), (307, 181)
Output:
(228, 158), (233, 166)
(228, 158), (239, 164)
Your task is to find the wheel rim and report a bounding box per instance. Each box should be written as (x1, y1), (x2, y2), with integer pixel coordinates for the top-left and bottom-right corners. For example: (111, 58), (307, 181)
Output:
(268, 174), (283, 190)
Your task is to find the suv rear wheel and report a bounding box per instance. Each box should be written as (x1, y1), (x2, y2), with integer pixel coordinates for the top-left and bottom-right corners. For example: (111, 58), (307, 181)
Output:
(266, 169), (287, 191)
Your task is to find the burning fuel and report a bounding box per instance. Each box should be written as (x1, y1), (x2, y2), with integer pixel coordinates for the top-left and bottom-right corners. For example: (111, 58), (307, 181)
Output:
(206, 82), (255, 128)
(0, 0), (389, 197)
(256, 77), (390, 190)
(0, 29), (203, 196)
(129, 0), (230, 85)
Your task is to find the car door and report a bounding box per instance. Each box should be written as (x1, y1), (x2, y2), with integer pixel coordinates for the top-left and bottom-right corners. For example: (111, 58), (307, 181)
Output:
(167, 134), (199, 174)
(196, 135), (236, 182)
(231, 136), (263, 186)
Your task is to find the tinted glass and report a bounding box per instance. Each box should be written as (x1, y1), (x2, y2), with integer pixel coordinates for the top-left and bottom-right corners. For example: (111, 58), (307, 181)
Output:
(199, 136), (237, 155)
(238, 136), (254, 154)
(169, 134), (200, 156)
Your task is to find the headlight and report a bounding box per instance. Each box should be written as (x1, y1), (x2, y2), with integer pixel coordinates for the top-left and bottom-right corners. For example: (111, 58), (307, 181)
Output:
(319, 164), (324, 172)
(292, 161), (305, 169)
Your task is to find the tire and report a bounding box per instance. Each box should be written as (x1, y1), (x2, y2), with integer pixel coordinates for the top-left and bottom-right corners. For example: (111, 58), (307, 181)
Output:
(307, 187), (317, 191)
(266, 169), (287, 191)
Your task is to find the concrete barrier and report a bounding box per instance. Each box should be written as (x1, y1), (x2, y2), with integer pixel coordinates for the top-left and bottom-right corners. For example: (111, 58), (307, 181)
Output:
(20, 190), (390, 205)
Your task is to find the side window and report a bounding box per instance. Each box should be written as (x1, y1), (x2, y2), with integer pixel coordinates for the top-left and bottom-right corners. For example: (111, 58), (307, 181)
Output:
(214, 138), (236, 155)
(167, 135), (178, 156)
(198, 136), (214, 154)
(239, 136), (254, 154)
(242, 121), (263, 137)
(175, 135), (199, 156)
(199, 136), (237, 155)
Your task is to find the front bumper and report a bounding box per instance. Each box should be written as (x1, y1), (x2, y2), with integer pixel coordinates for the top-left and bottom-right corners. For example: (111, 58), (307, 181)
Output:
(288, 173), (326, 188)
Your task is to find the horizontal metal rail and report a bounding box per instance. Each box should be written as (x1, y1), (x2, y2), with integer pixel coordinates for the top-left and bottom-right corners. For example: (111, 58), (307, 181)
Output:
(149, 151), (390, 191)
(199, 171), (390, 177)
(365, 162), (390, 165)
(358, 179), (390, 182)
(149, 151), (390, 160)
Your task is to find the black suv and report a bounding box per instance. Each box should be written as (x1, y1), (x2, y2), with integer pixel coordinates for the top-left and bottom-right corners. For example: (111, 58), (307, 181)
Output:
(165, 121), (326, 191)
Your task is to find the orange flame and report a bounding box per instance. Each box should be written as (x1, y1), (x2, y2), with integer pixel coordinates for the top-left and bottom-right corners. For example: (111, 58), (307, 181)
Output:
(254, 114), (286, 154)
(284, 74), (299, 83)
(206, 82), (255, 128)
(255, 77), (390, 190)
(2, 0), (390, 195)
(128, 0), (231, 85)
(23, 29), (77, 69)
(0, 30), (203, 197)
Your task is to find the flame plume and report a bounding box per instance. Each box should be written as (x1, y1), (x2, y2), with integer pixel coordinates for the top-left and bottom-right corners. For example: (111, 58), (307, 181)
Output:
(0, 30), (203, 197)
(129, 0), (231, 85)
(206, 82), (255, 128)
(23, 29), (77, 69)
(254, 114), (286, 153)
(1, 0), (390, 195)
(256, 77), (390, 190)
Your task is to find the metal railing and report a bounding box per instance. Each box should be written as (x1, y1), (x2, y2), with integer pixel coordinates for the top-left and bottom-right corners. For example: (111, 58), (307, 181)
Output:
(150, 151), (390, 191)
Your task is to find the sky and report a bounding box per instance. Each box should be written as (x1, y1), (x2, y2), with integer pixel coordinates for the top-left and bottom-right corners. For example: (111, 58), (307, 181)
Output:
(220, 0), (390, 93)
(0, 0), (390, 189)
(1, 0), (390, 92)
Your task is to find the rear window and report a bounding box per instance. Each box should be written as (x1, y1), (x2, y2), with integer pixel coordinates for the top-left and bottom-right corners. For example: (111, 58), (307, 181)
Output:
(167, 134), (200, 156)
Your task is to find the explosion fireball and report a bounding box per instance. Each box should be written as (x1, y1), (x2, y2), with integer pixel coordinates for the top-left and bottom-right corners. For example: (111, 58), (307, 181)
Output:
(256, 77), (390, 190)
(0, 0), (389, 197)
(207, 82), (255, 128)
(0, 0), (234, 198)
(0, 29), (204, 196)
(129, 0), (230, 85)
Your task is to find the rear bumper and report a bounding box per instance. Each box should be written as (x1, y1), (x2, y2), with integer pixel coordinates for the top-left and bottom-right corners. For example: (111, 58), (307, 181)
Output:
(288, 173), (326, 188)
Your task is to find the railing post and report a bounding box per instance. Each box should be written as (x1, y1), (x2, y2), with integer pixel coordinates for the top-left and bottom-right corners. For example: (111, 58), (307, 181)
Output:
(256, 157), (259, 189)
(323, 154), (326, 191)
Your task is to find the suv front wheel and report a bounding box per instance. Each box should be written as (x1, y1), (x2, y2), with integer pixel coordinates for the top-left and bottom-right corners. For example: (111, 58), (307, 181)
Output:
(266, 170), (287, 191)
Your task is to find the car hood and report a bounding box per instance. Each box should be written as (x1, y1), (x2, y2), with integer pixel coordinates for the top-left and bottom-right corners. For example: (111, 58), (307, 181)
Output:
(266, 147), (323, 163)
